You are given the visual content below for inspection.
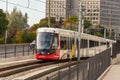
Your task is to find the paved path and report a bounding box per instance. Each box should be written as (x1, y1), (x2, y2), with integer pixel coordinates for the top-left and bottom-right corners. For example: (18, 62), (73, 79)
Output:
(101, 63), (120, 80)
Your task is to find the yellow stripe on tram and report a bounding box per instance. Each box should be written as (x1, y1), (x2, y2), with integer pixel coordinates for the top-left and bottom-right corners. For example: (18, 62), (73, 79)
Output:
(70, 44), (76, 59)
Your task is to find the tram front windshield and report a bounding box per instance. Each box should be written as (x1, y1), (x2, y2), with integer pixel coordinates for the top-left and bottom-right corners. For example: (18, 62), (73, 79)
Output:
(36, 32), (58, 54)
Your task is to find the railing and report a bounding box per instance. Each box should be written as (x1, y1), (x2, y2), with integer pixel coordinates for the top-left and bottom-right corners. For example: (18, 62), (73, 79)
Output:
(0, 43), (34, 59)
(44, 48), (111, 80)
(112, 40), (120, 58)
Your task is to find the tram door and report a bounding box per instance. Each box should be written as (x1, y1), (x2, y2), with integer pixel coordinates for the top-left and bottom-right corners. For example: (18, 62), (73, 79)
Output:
(68, 32), (76, 59)
(60, 36), (68, 59)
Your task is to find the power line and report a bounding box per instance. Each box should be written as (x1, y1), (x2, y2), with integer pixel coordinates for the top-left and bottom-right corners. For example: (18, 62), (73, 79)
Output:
(27, 0), (30, 8)
(35, 0), (46, 4)
(0, 0), (45, 13)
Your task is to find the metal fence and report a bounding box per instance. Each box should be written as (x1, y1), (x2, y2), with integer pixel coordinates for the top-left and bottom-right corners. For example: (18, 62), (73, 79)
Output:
(0, 43), (34, 58)
(112, 40), (120, 58)
(45, 48), (111, 80)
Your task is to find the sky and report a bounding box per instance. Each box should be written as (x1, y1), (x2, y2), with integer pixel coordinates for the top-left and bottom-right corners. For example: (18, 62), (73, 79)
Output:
(0, 0), (46, 26)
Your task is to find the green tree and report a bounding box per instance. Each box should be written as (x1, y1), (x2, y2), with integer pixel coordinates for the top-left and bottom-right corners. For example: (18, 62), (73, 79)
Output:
(21, 30), (36, 43)
(30, 23), (40, 31)
(0, 9), (9, 37)
(88, 25), (105, 37)
(84, 19), (92, 33)
(68, 16), (78, 30)
(39, 18), (48, 27)
(30, 17), (48, 31)
(84, 19), (92, 29)
(30, 17), (60, 31)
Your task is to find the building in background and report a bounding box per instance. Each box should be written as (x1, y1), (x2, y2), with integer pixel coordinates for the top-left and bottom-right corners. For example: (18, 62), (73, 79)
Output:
(73, 0), (120, 37)
(46, 0), (73, 20)
(100, 0), (120, 37)
(46, 0), (120, 36)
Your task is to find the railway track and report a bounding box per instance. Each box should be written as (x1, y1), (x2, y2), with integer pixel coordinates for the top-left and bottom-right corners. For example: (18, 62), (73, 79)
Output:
(0, 59), (77, 79)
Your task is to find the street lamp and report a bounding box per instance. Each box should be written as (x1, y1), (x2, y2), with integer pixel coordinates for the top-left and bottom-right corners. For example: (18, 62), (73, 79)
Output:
(48, 0), (51, 27)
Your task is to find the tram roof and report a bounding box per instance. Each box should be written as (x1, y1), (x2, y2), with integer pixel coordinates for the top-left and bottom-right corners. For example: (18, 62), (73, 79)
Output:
(37, 27), (74, 33)
(37, 27), (116, 43)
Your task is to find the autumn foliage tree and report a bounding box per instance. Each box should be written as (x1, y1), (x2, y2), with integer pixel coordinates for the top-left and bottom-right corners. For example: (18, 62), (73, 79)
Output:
(7, 7), (28, 43)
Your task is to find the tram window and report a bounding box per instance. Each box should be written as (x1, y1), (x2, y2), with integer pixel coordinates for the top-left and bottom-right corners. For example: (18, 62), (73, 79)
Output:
(96, 42), (99, 46)
(60, 36), (75, 49)
(81, 39), (87, 48)
(52, 35), (58, 49)
(68, 37), (75, 49)
(60, 37), (67, 50)
(76, 38), (85, 48)
(76, 38), (78, 49)
(90, 40), (94, 47)
(80, 39), (82, 48)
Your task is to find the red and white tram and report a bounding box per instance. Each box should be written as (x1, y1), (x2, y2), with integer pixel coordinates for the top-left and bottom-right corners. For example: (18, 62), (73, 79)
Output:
(35, 27), (115, 60)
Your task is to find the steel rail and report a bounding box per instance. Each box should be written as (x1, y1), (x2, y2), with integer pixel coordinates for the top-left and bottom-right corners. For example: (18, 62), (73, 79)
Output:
(0, 59), (77, 77)
(20, 61), (78, 80)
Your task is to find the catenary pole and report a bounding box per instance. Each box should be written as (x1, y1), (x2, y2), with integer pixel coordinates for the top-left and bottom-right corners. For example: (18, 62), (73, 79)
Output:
(109, 11), (112, 38)
(77, 1), (82, 80)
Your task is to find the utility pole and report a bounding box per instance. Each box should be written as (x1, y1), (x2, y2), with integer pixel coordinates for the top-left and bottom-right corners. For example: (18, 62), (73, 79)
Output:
(104, 28), (106, 38)
(81, 5), (85, 33)
(77, 1), (82, 80)
(78, 3), (82, 61)
(109, 11), (112, 38)
(48, 0), (51, 27)
(5, 0), (8, 44)
(81, 15), (84, 33)
(6, 0), (8, 12)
